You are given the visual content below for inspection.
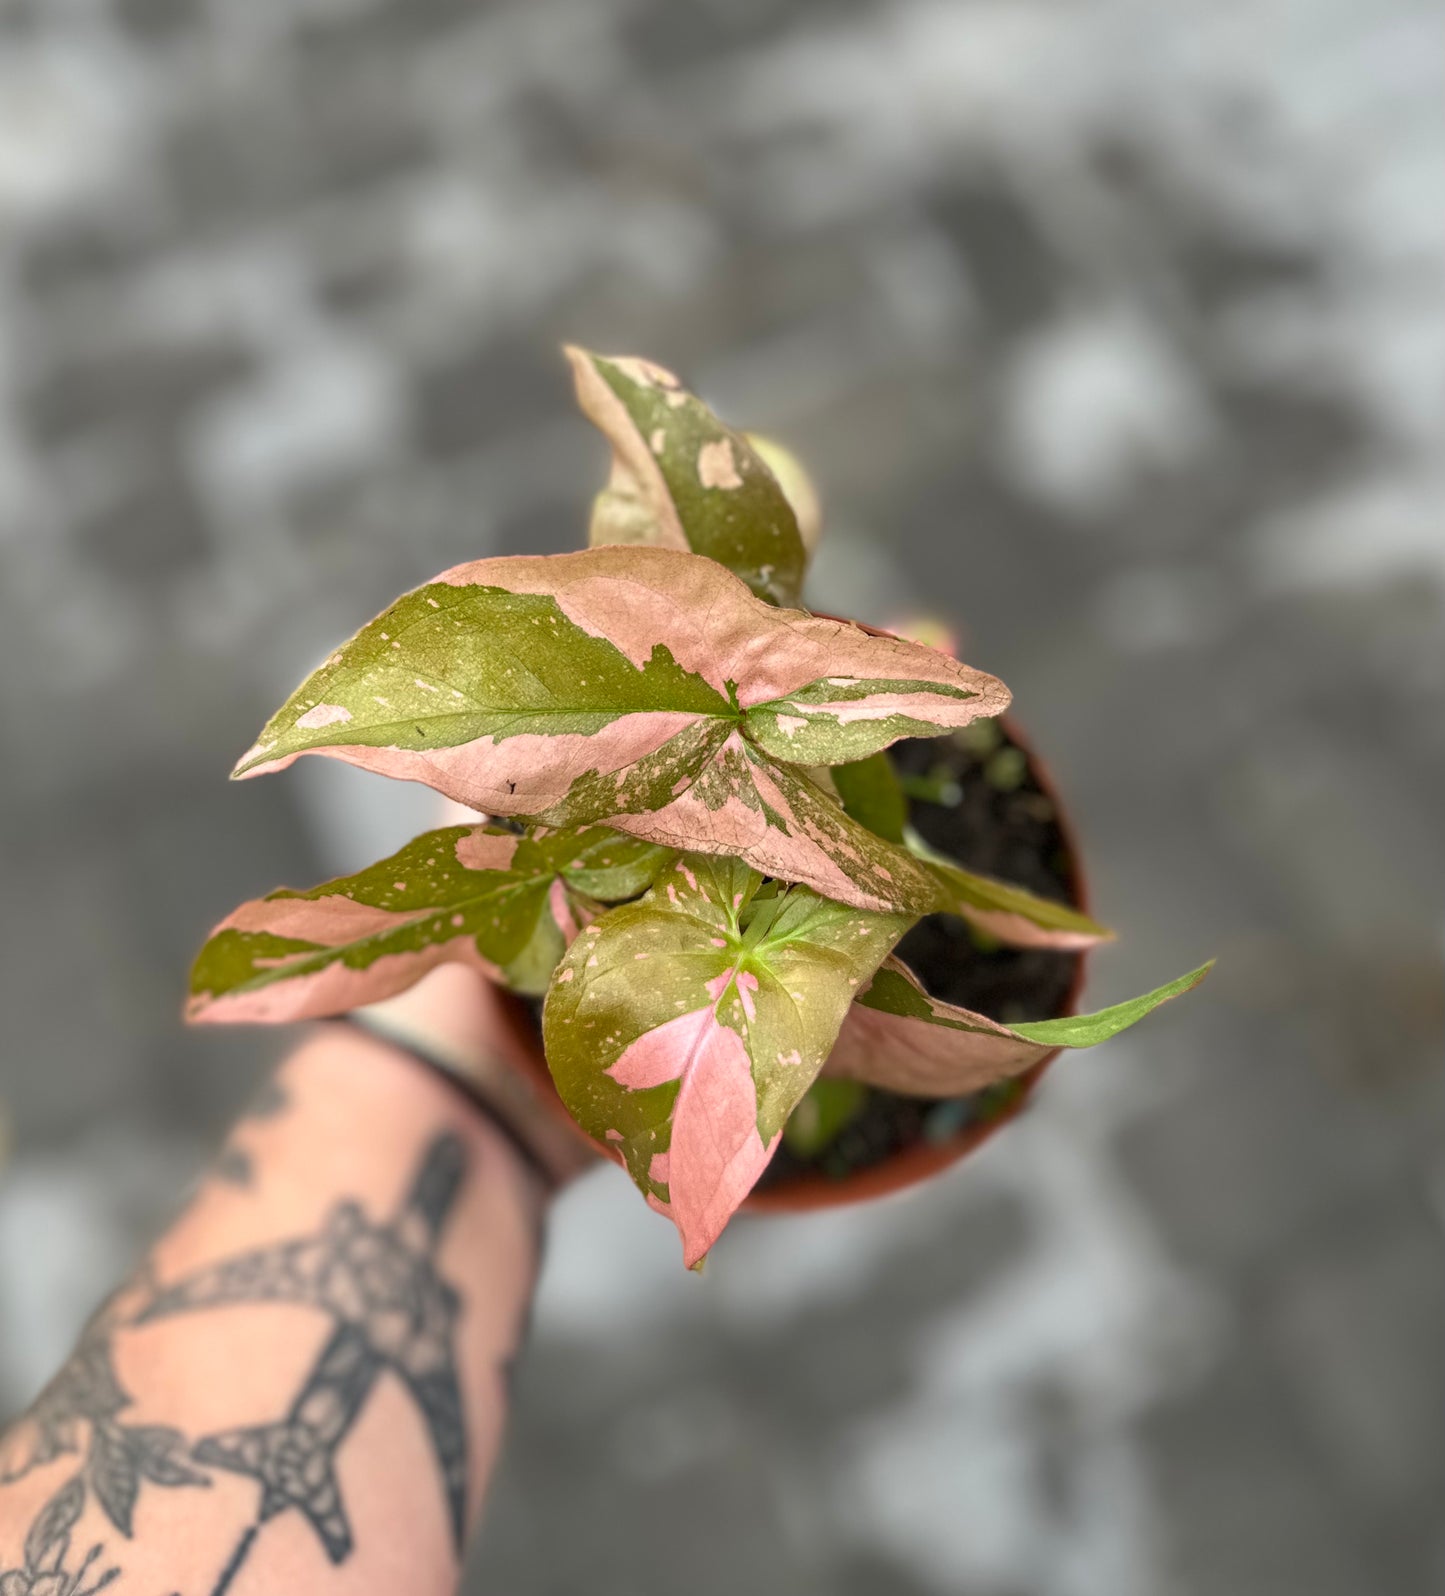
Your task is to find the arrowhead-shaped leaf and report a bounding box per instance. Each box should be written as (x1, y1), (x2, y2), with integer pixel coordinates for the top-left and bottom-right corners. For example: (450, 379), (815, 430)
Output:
(188, 825), (673, 1024)
(568, 348), (808, 606)
(824, 957), (1213, 1096)
(831, 751), (910, 844)
(543, 856), (912, 1266)
(231, 545), (1010, 912)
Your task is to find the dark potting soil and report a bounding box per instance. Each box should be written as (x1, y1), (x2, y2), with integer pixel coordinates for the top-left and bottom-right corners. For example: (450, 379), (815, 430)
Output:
(755, 720), (1084, 1189)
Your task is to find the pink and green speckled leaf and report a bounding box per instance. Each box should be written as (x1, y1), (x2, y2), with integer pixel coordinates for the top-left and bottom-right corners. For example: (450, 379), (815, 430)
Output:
(188, 825), (673, 1024)
(823, 957), (1213, 1096)
(543, 856), (913, 1266)
(230, 544), (1010, 913)
(568, 348), (808, 606)
(604, 735), (946, 914)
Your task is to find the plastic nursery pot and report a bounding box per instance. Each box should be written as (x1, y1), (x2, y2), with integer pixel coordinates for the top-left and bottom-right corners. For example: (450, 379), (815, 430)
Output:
(497, 711), (1091, 1218)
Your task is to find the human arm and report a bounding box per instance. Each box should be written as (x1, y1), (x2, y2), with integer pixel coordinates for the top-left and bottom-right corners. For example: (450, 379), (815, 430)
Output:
(0, 971), (576, 1596)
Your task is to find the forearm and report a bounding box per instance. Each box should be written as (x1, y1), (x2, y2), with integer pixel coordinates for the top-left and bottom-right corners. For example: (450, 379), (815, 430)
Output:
(0, 1025), (544, 1595)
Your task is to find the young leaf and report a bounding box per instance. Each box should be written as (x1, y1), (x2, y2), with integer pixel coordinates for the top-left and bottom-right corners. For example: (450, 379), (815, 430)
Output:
(823, 957), (1213, 1096)
(747, 433), (822, 556)
(543, 856), (913, 1266)
(230, 545), (1010, 912)
(188, 825), (673, 1024)
(835, 754), (1112, 945)
(832, 751), (909, 844)
(782, 1077), (867, 1156)
(914, 842), (1114, 950)
(568, 348), (808, 606)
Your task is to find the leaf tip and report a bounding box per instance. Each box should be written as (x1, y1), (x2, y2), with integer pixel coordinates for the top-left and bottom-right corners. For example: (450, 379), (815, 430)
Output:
(183, 991), (214, 1025)
(229, 739), (275, 780)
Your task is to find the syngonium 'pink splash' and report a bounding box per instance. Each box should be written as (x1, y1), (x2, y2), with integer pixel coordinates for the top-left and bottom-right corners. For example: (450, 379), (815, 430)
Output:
(186, 345), (1212, 1271)
(544, 856), (910, 1266)
(228, 544), (1010, 914)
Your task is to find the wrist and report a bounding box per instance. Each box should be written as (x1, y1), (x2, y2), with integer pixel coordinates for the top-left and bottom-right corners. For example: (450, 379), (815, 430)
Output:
(348, 968), (597, 1190)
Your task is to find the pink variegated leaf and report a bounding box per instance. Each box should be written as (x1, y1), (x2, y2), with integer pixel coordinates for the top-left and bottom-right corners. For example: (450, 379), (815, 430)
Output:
(543, 856), (913, 1266)
(606, 734), (944, 913)
(188, 825), (673, 1024)
(230, 543), (1009, 913)
(823, 957), (1213, 1096)
(568, 347), (808, 606)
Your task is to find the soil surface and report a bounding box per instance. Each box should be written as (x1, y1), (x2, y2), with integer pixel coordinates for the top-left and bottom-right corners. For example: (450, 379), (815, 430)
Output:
(756, 721), (1083, 1188)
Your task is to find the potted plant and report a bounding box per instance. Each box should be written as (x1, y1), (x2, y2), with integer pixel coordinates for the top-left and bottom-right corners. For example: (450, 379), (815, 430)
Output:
(188, 350), (1209, 1269)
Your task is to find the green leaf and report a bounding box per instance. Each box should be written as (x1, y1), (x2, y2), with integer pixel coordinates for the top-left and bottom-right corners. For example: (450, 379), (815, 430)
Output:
(832, 752), (909, 844)
(568, 348), (808, 606)
(904, 827), (1113, 949)
(543, 856), (913, 1266)
(831, 755), (1109, 944)
(1007, 963), (1214, 1047)
(188, 825), (674, 1023)
(782, 1077), (867, 1156)
(824, 957), (1213, 1096)
(746, 433), (822, 557)
(231, 544), (1011, 913)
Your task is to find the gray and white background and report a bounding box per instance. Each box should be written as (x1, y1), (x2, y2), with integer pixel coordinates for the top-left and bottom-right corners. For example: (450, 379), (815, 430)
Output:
(1, 0), (1443, 1591)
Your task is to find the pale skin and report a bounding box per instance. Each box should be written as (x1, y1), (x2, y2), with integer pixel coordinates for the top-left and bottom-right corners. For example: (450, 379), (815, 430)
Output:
(0, 968), (588, 1596)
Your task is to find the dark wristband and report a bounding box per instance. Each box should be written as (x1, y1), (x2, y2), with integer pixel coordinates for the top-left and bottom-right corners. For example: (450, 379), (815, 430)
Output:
(338, 1014), (561, 1193)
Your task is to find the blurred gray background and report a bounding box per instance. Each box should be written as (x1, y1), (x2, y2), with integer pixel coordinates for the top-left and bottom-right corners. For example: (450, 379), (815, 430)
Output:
(1, 0), (1443, 1592)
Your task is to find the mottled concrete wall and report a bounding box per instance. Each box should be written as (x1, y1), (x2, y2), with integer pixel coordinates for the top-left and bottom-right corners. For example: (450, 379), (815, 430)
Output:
(1, 1), (1442, 1592)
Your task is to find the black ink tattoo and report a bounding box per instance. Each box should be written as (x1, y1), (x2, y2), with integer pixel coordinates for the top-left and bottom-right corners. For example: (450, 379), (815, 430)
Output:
(0, 1476), (119, 1596)
(1, 1132), (473, 1595)
(0, 1276), (209, 1534)
(138, 1132), (471, 1590)
(208, 1077), (291, 1189)
(209, 1146), (254, 1188)
(243, 1080), (289, 1122)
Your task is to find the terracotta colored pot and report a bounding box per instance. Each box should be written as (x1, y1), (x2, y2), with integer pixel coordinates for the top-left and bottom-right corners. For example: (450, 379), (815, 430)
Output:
(498, 712), (1090, 1216)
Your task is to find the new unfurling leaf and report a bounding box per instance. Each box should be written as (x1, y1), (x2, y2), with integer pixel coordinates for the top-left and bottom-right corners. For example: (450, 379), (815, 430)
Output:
(543, 856), (912, 1266)
(823, 957), (1213, 1097)
(568, 348), (808, 606)
(230, 544), (1010, 913)
(188, 825), (673, 1023)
